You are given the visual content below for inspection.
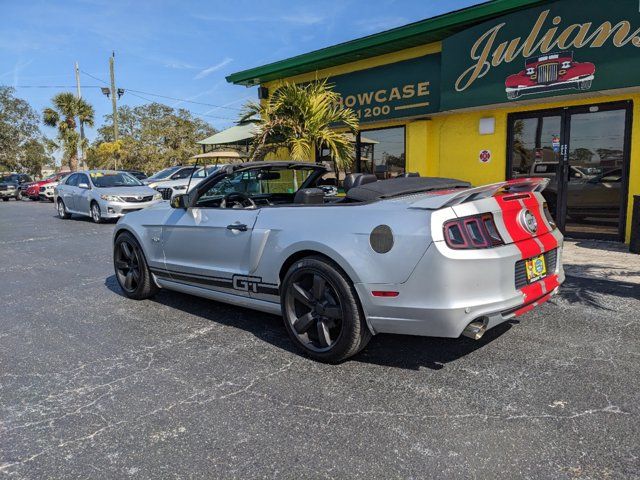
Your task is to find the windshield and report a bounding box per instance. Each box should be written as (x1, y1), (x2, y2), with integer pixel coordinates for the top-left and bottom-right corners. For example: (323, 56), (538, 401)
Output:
(147, 166), (181, 180)
(1, 175), (17, 183)
(192, 166), (220, 179)
(196, 167), (315, 207)
(90, 172), (143, 188)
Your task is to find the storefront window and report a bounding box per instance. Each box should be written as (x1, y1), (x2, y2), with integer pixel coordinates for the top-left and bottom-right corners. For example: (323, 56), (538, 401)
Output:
(357, 127), (405, 177)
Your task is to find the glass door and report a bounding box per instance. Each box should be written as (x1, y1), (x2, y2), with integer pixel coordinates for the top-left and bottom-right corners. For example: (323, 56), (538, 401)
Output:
(564, 105), (630, 239)
(508, 101), (632, 241)
(507, 110), (564, 222)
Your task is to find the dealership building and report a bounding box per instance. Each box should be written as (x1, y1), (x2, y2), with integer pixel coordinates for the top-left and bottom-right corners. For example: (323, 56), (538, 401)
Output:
(227, 0), (640, 244)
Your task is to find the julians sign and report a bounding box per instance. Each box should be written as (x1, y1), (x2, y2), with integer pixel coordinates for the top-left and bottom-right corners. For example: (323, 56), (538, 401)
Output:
(442, 0), (640, 110)
(330, 54), (441, 123)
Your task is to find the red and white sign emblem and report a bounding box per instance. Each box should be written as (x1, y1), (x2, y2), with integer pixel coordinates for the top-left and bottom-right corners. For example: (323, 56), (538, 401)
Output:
(479, 149), (491, 163)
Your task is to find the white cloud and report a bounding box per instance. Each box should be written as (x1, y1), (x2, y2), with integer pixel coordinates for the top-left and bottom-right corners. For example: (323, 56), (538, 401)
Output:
(164, 61), (198, 70)
(194, 58), (233, 80)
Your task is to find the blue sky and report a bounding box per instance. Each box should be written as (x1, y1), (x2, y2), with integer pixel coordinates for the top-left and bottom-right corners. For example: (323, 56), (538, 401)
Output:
(1, 0), (484, 143)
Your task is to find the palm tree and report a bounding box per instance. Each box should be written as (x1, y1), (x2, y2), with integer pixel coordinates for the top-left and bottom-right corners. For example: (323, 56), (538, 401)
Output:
(43, 92), (95, 171)
(241, 79), (358, 173)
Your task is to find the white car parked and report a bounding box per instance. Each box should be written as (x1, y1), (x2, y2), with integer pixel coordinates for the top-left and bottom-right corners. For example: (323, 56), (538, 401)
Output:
(154, 165), (227, 200)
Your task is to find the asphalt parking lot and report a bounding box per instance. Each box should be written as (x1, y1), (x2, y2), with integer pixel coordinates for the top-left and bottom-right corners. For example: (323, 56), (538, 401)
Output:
(1, 200), (639, 479)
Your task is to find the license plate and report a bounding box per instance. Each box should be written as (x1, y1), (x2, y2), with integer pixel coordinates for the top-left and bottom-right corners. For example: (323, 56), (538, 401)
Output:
(525, 254), (547, 282)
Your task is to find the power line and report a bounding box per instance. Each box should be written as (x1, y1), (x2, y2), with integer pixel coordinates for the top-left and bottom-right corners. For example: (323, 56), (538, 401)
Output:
(126, 91), (236, 121)
(79, 69), (243, 111)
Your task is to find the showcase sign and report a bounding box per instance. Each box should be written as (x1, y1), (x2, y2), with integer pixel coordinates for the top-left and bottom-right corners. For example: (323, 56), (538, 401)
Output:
(330, 54), (441, 123)
(441, 0), (640, 110)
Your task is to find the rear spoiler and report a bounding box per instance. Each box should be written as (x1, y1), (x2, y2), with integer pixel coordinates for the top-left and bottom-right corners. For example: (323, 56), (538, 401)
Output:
(409, 177), (550, 210)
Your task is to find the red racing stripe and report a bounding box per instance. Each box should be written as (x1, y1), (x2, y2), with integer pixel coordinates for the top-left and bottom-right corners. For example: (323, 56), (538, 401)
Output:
(523, 194), (558, 252)
(495, 194), (542, 259)
(514, 292), (552, 317)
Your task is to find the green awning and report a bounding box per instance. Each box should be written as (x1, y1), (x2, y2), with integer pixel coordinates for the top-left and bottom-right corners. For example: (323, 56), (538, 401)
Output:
(198, 123), (259, 145)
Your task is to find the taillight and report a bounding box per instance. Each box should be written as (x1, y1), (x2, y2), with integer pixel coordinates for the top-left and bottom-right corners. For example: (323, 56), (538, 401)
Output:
(443, 213), (504, 249)
(542, 202), (556, 229)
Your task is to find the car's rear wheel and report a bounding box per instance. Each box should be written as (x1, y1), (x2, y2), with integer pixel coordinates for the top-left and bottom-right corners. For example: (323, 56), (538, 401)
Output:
(90, 202), (102, 223)
(113, 231), (158, 300)
(2, 198), (8, 202)
(57, 199), (71, 219)
(281, 256), (371, 363)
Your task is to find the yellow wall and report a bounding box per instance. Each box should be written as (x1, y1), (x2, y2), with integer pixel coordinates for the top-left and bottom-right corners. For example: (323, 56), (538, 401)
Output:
(266, 42), (639, 243)
(429, 93), (639, 243)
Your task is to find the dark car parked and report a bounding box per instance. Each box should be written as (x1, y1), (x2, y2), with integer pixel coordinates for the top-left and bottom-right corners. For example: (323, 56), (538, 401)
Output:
(0, 174), (32, 201)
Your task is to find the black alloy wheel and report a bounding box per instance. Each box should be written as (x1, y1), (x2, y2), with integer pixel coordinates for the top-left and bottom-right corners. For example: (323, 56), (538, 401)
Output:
(113, 232), (158, 300)
(115, 240), (141, 294)
(282, 256), (371, 363)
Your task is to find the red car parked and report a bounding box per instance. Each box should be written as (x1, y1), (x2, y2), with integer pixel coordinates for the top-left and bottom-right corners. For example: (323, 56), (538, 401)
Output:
(505, 51), (595, 100)
(24, 172), (70, 200)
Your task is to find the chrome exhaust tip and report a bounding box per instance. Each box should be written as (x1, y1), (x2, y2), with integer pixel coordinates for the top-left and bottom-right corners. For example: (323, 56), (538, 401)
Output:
(462, 317), (488, 340)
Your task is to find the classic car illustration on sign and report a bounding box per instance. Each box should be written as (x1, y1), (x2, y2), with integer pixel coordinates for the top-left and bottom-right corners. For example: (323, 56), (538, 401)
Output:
(112, 161), (564, 363)
(505, 51), (595, 100)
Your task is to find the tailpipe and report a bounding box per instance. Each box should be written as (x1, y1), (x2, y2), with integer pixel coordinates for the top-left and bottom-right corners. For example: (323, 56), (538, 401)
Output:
(462, 317), (488, 340)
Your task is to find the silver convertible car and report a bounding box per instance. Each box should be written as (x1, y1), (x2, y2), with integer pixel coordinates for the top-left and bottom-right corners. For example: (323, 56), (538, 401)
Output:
(56, 170), (162, 223)
(113, 161), (564, 362)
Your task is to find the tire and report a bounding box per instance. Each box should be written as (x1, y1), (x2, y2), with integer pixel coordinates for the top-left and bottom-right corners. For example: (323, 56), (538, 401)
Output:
(2, 198), (8, 202)
(57, 199), (71, 219)
(90, 202), (102, 224)
(113, 231), (158, 300)
(281, 256), (371, 363)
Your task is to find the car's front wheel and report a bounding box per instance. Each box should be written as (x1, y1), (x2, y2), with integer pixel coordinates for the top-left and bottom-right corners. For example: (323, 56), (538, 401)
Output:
(113, 231), (158, 300)
(57, 199), (71, 219)
(90, 202), (102, 223)
(281, 256), (371, 363)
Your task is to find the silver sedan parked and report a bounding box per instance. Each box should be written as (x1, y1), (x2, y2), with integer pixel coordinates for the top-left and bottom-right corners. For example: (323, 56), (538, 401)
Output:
(55, 170), (162, 223)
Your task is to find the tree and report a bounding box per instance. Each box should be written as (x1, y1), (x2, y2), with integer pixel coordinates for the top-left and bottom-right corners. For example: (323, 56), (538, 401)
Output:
(20, 139), (55, 177)
(0, 87), (41, 172)
(240, 79), (359, 172)
(43, 92), (95, 171)
(91, 102), (216, 173)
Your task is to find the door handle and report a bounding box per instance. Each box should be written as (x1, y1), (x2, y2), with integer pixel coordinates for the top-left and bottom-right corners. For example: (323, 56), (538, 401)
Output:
(227, 223), (248, 232)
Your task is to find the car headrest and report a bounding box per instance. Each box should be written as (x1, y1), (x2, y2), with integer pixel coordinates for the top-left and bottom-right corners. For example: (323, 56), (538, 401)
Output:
(343, 173), (377, 192)
(294, 188), (325, 204)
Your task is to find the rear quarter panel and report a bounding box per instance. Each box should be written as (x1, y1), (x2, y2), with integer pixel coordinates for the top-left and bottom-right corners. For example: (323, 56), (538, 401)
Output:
(249, 201), (433, 290)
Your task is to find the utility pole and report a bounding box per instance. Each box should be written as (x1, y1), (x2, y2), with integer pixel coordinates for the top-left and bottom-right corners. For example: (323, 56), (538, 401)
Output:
(75, 62), (86, 170)
(109, 51), (119, 170)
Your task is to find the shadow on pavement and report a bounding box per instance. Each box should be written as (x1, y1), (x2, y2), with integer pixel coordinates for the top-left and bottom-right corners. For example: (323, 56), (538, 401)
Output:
(559, 274), (640, 309)
(104, 274), (508, 370)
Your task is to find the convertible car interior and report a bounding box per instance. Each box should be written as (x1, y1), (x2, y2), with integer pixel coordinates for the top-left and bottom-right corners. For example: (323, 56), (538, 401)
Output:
(190, 162), (471, 209)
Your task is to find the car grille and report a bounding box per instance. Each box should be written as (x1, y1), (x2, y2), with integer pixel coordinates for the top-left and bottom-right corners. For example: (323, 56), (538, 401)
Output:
(515, 248), (558, 289)
(537, 62), (558, 83)
(156, 188), (172, 200)
(120, 195), (154, 203)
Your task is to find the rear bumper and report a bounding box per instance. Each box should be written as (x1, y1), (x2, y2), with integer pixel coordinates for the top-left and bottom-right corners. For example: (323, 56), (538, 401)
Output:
(0, 190), (17, 198)
(356, 230), (564, 338)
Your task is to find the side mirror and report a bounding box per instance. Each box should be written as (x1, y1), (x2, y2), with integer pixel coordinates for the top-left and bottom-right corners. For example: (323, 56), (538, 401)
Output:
(171, 193), (189, 209)
(78, 182), (90, 189)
